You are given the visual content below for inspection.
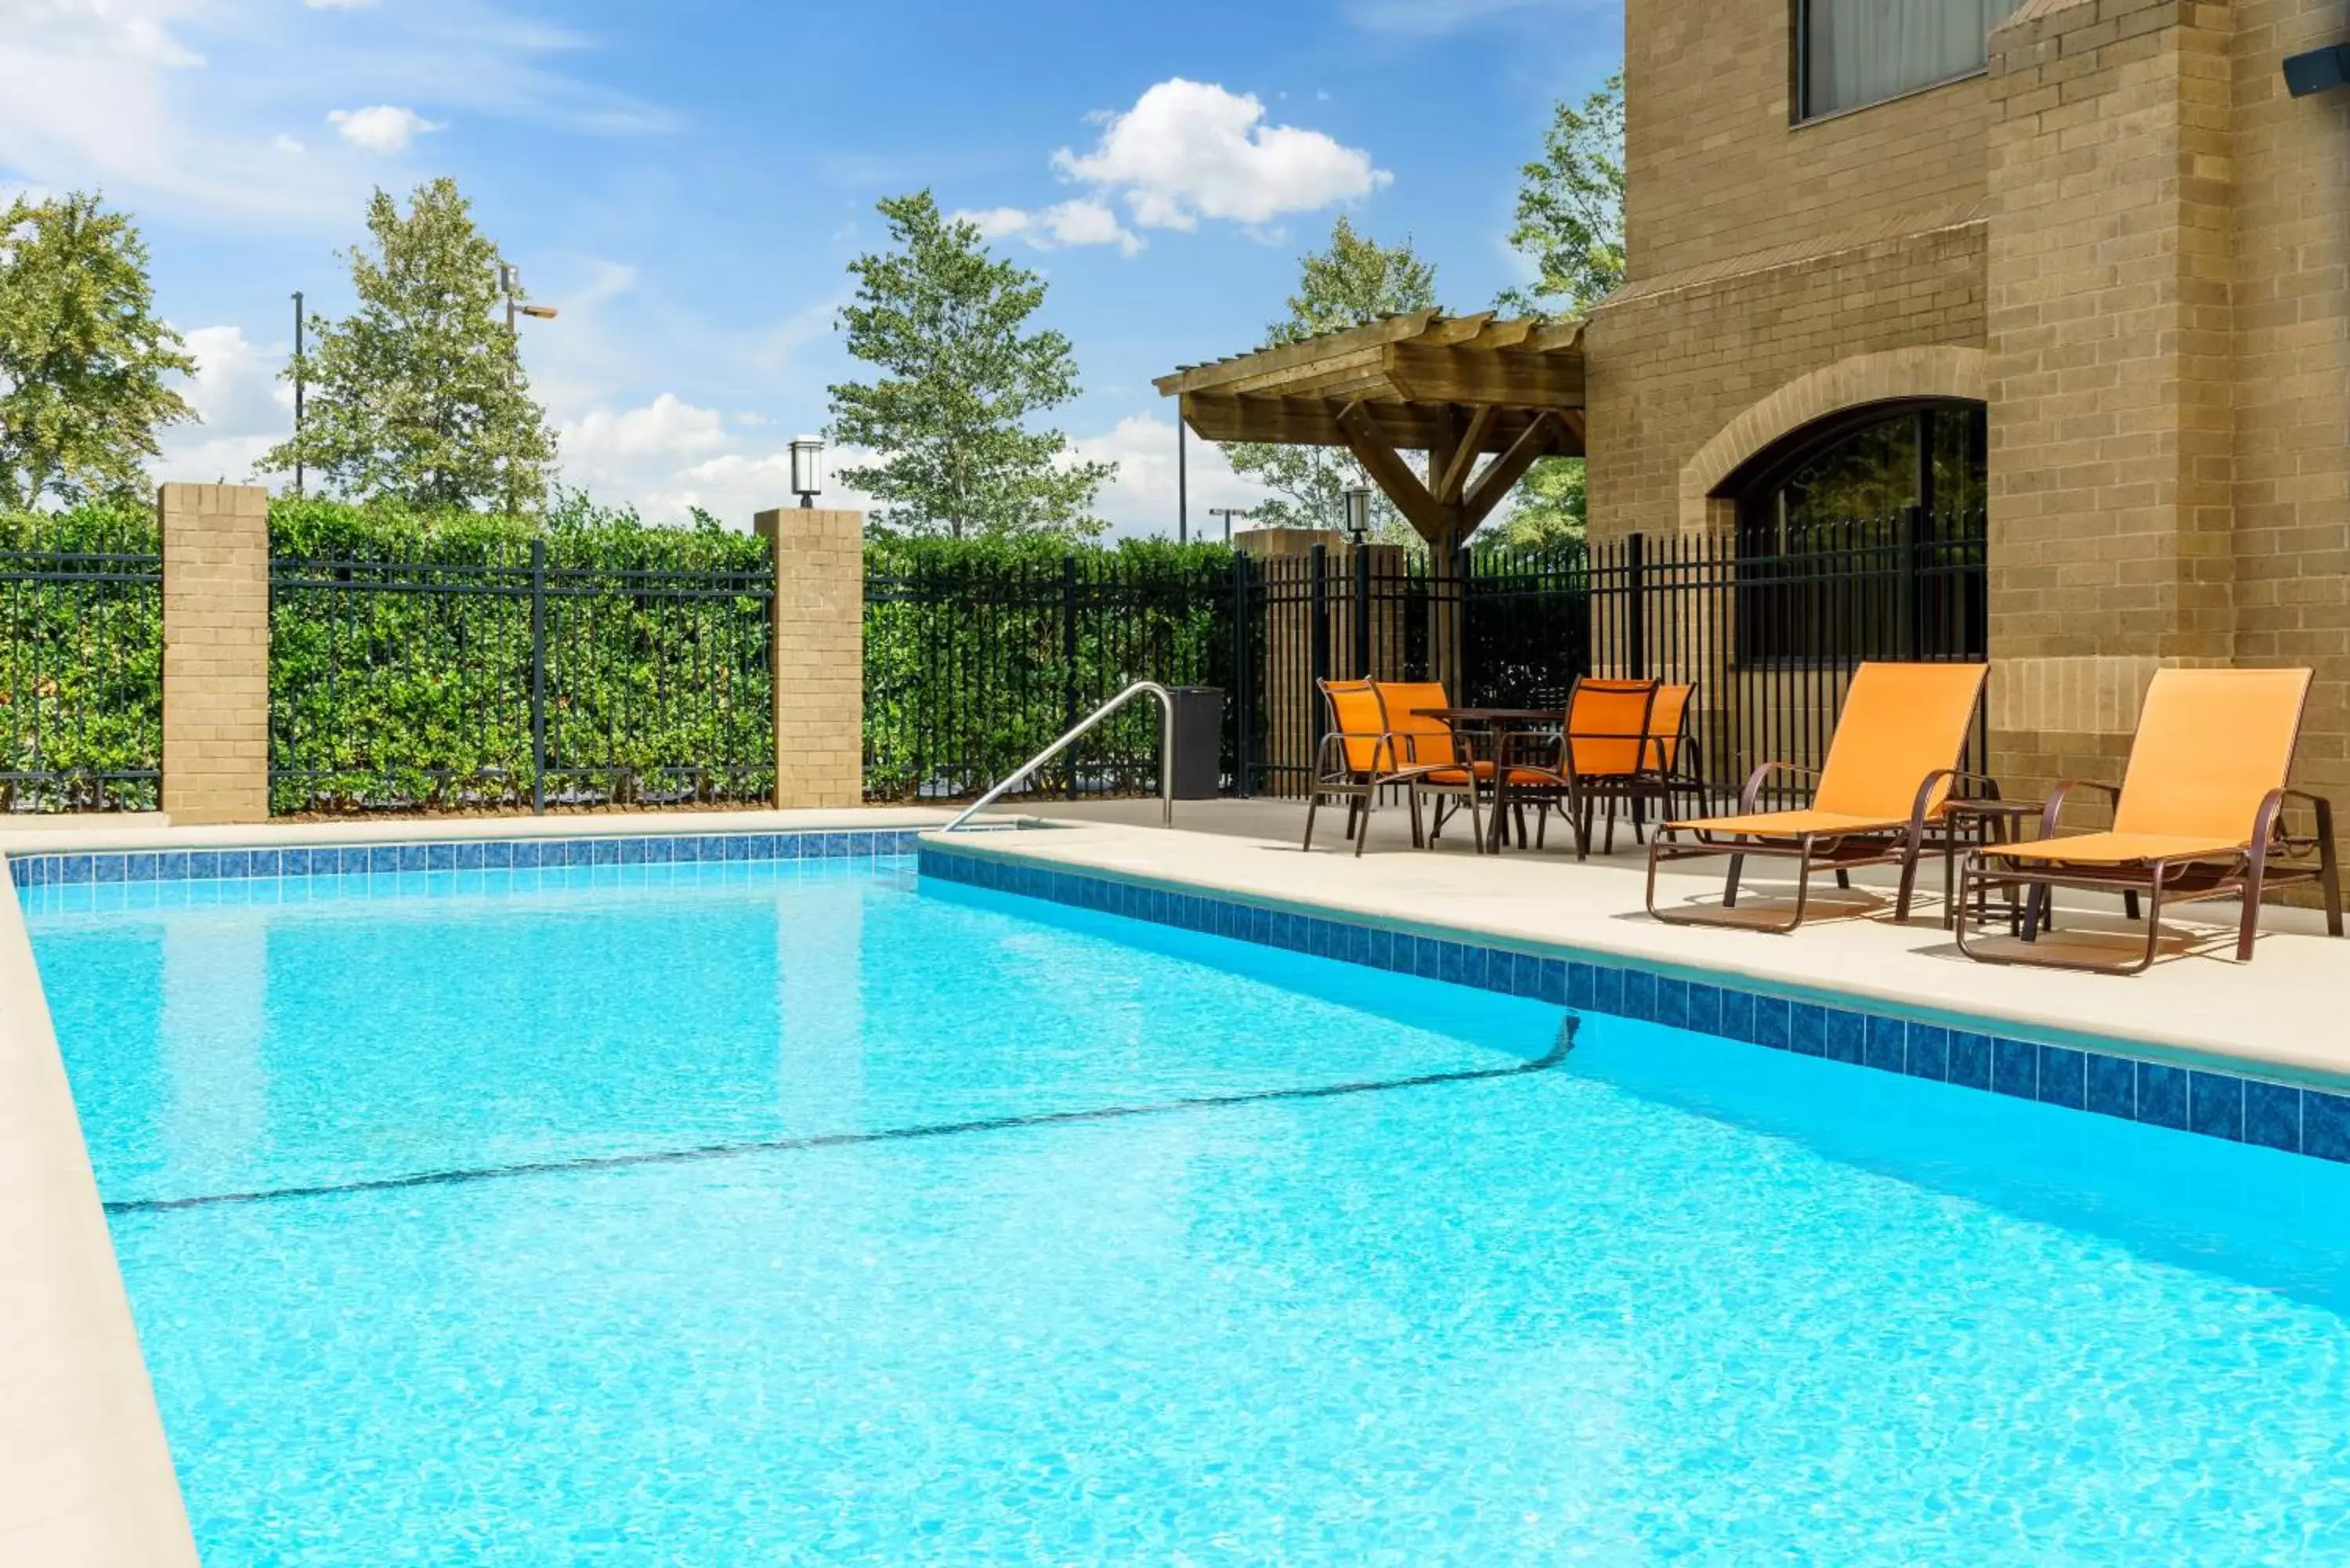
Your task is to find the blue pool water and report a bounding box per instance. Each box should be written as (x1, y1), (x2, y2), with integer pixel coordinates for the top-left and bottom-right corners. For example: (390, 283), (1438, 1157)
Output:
(24, 856), (2350, 1565)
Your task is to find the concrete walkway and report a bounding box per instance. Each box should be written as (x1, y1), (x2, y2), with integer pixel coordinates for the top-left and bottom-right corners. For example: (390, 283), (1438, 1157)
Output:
(966, 797), (2350, 1089)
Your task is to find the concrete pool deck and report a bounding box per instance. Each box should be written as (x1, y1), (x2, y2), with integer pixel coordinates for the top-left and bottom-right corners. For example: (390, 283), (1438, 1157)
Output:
(960, 797), (2350, 1090)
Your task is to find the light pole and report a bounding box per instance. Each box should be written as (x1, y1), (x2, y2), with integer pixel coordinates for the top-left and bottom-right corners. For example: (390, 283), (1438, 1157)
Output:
(1177, 420), (1188, 543)
(1208, 506), (1250, 544)
(291, 291), (306, 498)
(499, 264), (559, 518)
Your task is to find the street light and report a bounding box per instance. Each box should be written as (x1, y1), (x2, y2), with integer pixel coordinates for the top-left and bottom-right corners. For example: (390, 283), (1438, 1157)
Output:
(1343, 486), (1372, 544)
(1208, 506), (1251, 544)
(497, 264), (558, 518)
(790, 435), (824, 507)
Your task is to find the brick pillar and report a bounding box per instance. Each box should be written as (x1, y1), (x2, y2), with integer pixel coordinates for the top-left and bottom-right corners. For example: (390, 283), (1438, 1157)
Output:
(1983, 0), (2234, 800)
(756, 506), (865, 808)
(160, 483), (271, 825)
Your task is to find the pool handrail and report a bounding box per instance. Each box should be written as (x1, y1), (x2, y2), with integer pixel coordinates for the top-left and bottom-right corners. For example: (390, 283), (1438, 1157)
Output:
(944, 680), (1176, 832)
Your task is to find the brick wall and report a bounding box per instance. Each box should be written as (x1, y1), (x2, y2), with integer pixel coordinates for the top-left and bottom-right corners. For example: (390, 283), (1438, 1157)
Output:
(758, 507), (866, 808)
(159, 484), (269, 826)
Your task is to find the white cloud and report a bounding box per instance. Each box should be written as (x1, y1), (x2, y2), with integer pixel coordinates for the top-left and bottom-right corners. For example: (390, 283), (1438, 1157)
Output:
(327, 103), (443, 154)
(271, 132), (305, 154)
(154, 323), (292, 484)
(954, 197), (1143, 257)
(1067, 414), (1274, 540)
(559, 392), (726, 464)
(1051, 78), (1389, 233)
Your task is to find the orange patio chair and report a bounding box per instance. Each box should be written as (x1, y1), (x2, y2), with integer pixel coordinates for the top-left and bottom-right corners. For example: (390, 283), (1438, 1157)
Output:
(1372, 681), (1493, 854)
(1645, 661), (1990, 931)
(1301, 679), (1466, 856)
(1955, 667), (2341, 974)
(1509, 680), (1708, 858)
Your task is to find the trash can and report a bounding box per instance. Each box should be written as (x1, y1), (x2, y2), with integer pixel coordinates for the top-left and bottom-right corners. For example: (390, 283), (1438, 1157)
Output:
(1166, 687), (1224, 800)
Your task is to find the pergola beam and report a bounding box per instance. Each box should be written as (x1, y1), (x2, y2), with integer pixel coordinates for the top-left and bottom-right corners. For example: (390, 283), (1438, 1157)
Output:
(1383, 343), (1587, 408)
(1336, 399), (1451, 544)
(1437, 405), (1501, 503)
(1461, 411), (1569, 529)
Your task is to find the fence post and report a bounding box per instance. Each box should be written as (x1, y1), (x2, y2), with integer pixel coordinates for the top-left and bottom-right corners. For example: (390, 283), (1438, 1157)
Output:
(1625, 532), (1648, 680)
(529, 537), (548, 815)
(1900, 504), (1928, 661)
(1351, 541), (1372, 680)
(1309, 543), (1331, 757)
(755, 506), (866, 809)
(1231, 552), (1254, 797)
(1061, 554), (1079, 801)
(159, 482), (271, 825)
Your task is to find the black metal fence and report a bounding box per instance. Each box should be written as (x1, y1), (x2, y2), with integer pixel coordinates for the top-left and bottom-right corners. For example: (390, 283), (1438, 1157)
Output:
(863, 550), (1237, 801)
(1242, 508), (1988, 803)
(0, 546), (164, 812)
(270, 540), (775, 814)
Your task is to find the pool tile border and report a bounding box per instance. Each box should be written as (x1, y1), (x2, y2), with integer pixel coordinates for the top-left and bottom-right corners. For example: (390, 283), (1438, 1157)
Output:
(6, 829), (926, 889)
(918, 843), (2350, 1168)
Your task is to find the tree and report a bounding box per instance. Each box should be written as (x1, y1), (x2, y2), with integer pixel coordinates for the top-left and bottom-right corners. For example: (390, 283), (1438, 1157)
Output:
(1224, 217), (1437, 539)
(828, 191), (1111, 540)
(1494, 70), (1626, 546)
(0, 192), (196, 511)
(260, 179), (556, 513)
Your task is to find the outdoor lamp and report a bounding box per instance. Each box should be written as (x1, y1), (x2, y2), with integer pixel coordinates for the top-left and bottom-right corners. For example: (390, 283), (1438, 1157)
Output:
(1343, 486), (1372, 544)
(790, 436), (824, 508)
(2284, 42), (2350, 96)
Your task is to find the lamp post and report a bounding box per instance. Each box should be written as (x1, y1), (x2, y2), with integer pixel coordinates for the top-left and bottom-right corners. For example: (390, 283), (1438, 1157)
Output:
(498, 264), (558, 518)
(1343, 486), (1372, 546)
(291, 291), (305, 499)
(1208, 506), (1250, 544)
(790, 435), (824, 508)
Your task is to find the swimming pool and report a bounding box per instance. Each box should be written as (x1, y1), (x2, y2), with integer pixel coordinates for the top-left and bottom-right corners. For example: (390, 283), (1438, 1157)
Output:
(24, 847), (2350, 1564)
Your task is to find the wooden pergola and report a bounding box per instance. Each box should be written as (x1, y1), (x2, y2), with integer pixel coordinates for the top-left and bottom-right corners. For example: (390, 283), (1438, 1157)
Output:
(1153, 309), (1586, 551)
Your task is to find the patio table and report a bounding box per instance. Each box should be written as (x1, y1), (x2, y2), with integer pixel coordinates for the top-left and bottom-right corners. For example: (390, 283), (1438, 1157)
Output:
(1413, 707), (1567, 851)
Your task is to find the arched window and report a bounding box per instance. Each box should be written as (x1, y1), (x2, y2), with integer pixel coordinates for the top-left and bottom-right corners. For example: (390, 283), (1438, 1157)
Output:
(1717, 401), (1987, 665)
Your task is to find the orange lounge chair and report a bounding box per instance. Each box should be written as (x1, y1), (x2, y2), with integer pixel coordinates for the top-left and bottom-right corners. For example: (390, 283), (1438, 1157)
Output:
(1644, 661), (1990, 931)
(1301, 679), (1472, 855)
(1955, 667), (2342, 974)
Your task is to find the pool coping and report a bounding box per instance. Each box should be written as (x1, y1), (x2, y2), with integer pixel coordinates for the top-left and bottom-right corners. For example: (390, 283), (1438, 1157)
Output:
(916, 833), (2350, 1167)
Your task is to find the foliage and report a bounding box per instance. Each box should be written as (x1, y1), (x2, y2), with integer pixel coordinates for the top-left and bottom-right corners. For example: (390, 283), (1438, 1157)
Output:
(260, 179), (557, 515)
(0, 193), (196, 511)
(1224, 217), (1437, 541)
(862, 534), (1235, 801)
(0, 502), (164, 810)
(830, 192), (1112, 540)
(1498, 455), (1587, 547)
(1497, 71), (1626, 320)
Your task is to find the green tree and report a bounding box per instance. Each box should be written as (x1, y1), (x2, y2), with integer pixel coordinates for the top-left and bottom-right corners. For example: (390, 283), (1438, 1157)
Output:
(829, 191), (1112, 540)
(1493, 70), (1626, 547)
(0, 192), (196, 510)
(1224, 216), (1437, 540)
(261, 179), (556, 513)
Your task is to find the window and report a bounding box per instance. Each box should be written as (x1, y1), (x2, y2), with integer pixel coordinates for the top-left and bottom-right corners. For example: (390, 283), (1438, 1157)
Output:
(1799, 0), (2028, 119)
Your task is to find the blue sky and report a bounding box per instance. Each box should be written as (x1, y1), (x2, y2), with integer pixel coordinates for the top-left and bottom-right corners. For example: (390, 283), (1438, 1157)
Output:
(0, 0), (1621, 533)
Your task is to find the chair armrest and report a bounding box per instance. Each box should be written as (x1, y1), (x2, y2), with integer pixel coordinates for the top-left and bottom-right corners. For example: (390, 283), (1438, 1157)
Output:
(1739, 761), (1820, 815)
(1908, 768), (1958, 831)
(2040, 779), (2120, 839)
(2275, 786), (2336, 847)
(1945, 768), (2004, 803)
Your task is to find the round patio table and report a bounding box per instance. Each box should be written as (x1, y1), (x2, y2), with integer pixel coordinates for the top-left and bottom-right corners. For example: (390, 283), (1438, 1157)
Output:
(1412, 707), (1567, 851)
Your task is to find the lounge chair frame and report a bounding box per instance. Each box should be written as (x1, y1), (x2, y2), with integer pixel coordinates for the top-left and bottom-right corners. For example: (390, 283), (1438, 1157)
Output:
(1952, 780), (2342, 974)
(1644, 759), (2001, 933)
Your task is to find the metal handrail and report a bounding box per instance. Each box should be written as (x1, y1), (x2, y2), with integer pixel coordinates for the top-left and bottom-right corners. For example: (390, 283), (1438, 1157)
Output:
(944, 680), (1176, 832)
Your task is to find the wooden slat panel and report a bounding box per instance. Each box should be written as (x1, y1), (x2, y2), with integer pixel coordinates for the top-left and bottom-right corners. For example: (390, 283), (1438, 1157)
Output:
(1381, 343), (1586, 408)
(1178, 394), (1540, 451)
(1151, 309), (1440, 396)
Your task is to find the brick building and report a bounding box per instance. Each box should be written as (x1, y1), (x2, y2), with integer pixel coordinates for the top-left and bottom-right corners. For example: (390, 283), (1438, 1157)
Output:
(1584, 0), (2350, 814)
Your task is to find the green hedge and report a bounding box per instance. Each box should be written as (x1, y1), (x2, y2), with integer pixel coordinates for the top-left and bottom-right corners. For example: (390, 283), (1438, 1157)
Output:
(0, 499), (1242, 815)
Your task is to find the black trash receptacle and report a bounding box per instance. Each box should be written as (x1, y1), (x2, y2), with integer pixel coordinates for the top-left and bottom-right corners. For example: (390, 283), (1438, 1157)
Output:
(1166, 687), (1224, 800)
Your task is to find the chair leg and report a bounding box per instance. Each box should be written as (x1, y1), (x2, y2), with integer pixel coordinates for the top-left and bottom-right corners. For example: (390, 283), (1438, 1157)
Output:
(2323, 828), (2345, 938)
(2236, 861), (2265, 962)
(1723, 852), (1744, 909)
(1354, 789), (1376, 858)
(1303, 789), (1321, 853)
(1834, 869), (1852, 891)
(2123, 890), (2142, 922)
(1466, 790), (1486, 856)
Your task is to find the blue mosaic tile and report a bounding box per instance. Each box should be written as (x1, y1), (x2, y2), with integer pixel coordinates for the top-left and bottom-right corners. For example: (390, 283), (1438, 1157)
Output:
(1591, 964), (1625, 1017)
(1992, 1037), (2038, 1100)
(126, 851), (161, 881)
(1752, 995), (1790, 1053)
(1620, 969), (1655, 1023)
(1863, 1015), (1906, 1074)
(249, 849), (281, 879)
(2137, 1064), (2189, 1130)
(1654, 976), (1689, 1031)
(92, 854), (127, 883)
(2245, 1081), (2302, 1154)
(2037, 1047), (2086, 1111)
(1686, 983), (1722, 1039)
(2189, 1072), (2245, 1142)
(1785, 1002), (1828, 1057)
(1904, 1024), (1949, 1082)
(1947, 1032), (1992, 1091)
(2084, 1053), (2136, 1120)
(1718, 986), (1755, 1045)
(2307, 1092), (2350, 1163)
(1537, 957), (1569, 1006)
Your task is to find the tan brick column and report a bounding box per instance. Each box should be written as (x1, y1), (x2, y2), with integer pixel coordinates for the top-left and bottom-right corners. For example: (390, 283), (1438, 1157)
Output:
(1983, 0), (2234, 798)
(159, 483), (271, 825)
(756, 507), (865, 808)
